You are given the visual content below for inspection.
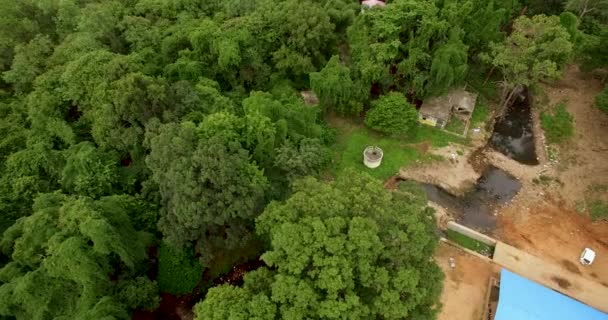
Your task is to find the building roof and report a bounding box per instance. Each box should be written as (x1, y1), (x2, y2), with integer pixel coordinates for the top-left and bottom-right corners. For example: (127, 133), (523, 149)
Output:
(361, 0), (386, 8)
(495, 269), (608, 320)
(419, 88), (478, 120)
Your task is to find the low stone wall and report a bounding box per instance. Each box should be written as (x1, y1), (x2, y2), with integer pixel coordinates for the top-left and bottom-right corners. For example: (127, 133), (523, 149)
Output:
(446, 221), (497, 246)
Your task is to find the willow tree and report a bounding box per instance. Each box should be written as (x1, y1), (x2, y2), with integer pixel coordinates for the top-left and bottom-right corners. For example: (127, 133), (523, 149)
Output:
(310, 55), (367, 115)
(195, 171), (443, 320)
(347, 0), (471, 98)
(0, 194), (157, 319)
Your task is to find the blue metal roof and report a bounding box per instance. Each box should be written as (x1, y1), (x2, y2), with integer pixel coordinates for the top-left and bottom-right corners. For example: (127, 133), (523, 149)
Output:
(495, 269), (608, 320)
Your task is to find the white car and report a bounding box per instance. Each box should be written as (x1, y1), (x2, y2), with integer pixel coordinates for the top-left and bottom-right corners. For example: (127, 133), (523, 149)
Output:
(579, 248), (596, 266)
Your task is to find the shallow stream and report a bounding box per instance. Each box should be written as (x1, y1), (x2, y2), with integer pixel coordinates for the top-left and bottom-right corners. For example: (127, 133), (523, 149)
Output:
(421, 166), (521, 232)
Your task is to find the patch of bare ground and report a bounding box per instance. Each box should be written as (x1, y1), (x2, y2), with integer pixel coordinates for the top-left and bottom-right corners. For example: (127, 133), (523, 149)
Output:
(494, 65), (608, 290)
(435, 242), (497, 320)
(497, 202), (608, 286)
(539, 65), (608, 207)
(399, 144), (480, 196)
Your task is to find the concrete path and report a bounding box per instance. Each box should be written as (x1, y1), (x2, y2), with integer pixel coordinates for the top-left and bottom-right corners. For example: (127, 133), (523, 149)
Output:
(493, 242), (608, 314)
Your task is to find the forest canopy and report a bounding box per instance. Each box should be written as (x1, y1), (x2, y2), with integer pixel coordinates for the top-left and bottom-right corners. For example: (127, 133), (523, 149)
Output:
(0, 0), (603, 319)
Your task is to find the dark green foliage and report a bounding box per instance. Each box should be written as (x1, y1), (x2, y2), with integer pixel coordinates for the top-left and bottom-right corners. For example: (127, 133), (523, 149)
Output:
(540, 101), (575, 143)
(580, 26), (608, 72)
(596, 86), (608, 114)
(157, 243), (203, 295)
(274, 138), (330, 181)
(146, 121), (268, 256)
(116, 277), (160, 311)
(195, 171), (443, 319)
(365, 93), (419, 135)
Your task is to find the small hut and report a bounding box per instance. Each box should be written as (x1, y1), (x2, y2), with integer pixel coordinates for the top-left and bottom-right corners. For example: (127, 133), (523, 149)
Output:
(418, 88), (478, 129)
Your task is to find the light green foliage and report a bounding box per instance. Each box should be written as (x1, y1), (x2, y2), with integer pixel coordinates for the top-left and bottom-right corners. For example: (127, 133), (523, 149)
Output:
(540, 101), (575, 143)
(347, 0), (475, 98)
(428, 29), (469, 96)
(157, 243), (203, 295)
(470, 100), (491, 126)
(2, 35), (54, 93)
(310, 55), (367, 115)
(194, 281), (276, 320)
(481, 15), (574, 89)
(0, 193), (152, 319)
(596, 86), (608, 114)
(445, 229), (494, 256)
(146, 121), (268, 254)
(462, 0), (507, 54)
(61, 142), (118, 198)
(365, 92), (419, 135)
(195, 172), (443, 319)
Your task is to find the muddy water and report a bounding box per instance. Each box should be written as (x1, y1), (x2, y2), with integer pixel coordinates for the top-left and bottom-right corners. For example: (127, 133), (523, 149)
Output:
(490, 90), (539, 165)
(421, 167), (521, 232)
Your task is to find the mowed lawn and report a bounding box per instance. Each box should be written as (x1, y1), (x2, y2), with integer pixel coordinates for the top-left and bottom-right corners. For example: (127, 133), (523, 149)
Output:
(329, 117), (464, 180)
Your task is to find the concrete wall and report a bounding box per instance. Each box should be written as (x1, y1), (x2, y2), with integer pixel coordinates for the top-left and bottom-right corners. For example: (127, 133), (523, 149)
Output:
(447, 221), (497, 246)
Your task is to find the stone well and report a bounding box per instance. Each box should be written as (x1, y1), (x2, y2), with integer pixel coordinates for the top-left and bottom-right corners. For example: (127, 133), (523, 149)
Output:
(363, 146), (384, 169)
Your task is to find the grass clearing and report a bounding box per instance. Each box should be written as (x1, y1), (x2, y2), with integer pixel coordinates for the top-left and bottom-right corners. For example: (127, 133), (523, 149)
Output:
(578, 184), (608, 221)
(470, 100), (491, 126)
(411, 125), (466, 147)
(333, 130), (431, 180)
(328, 116), (465, 181)
(446, 229), (495, 257)
(540, 101), (574, 144)
(444, 117), (466, 135)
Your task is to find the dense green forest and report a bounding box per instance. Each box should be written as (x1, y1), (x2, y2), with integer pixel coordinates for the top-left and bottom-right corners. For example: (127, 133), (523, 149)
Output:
(0, 0), (606, 319)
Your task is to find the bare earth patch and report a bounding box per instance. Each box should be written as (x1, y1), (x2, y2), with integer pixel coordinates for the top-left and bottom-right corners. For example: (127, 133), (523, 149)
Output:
(435, 242), (497, 320)
(497, 203), (608, 286)
(541, 65), (608, 206)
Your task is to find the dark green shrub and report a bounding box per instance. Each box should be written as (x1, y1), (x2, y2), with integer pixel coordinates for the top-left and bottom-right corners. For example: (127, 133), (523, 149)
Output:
(540, 101), (574, 144)
(365, 92), (418, 135)
(157, 243), (204, 295)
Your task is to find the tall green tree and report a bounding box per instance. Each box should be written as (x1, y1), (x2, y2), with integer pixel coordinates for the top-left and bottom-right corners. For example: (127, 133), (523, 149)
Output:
(195, 171), (443, 320)
(365, 92), (419, 135)
(348, 0), (472, 98)
(310, 55), (367, 115)
(145, 121), (268, 258)
(481, 15), (574, 104)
